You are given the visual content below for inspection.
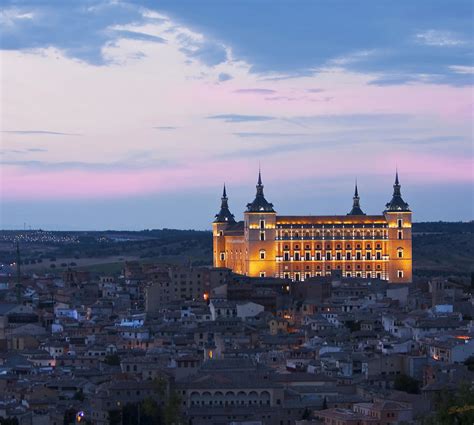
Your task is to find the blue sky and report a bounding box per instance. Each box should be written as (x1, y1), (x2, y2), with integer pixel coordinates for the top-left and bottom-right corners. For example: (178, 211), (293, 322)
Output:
(1, 0), (473, 229)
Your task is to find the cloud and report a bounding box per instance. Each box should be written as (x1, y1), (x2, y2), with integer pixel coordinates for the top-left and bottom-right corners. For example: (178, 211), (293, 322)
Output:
(207, 114), (275, 123)
(306, 88), (325, 93)
(111, 30), (166, 44)
(234, 88), (276, 95)
(233, 132), (307, 138)
(415, 30), (465, 47)
(27, 148), (48, 152)
(2, 130), (82, 136)
(449, 65), (474, 74)
(153, 126), (179, 130)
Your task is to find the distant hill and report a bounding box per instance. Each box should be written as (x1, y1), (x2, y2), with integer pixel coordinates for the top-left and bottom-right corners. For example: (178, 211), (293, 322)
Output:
(0, 222), (472, 278)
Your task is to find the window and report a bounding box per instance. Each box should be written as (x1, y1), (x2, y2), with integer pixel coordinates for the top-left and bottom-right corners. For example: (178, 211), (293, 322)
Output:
(367, 272), (371, 278)
(294, 273), (300, 281)
(220, 252), (225, 261)
(397, 230), (403, 240)
(397, 219), (403, 228)
(366, 251), (372, 260)
(305, 272), (311, 280)
(376, 252), (382, 260)
(260, 219), (265, 229)
(305, 252), (311, 261)
(294, 252), (300, 261)
(316, 252), (321, 261)
(260, 250), (266, 260)
(284, 252), (290, 261)
(397, 248), (403, 258)
(260, 231), (265, 241)
(376, 272), (382, 279)
(346, 252), (351, 260)
(260, 272), (266, 278)
(336, 252), (341, 260)
(346, 272), (351, 277)
(326, 252), (331, 260)
(356, 252), (362, 260)
(284, 273), (290, 279)
(397, 270), (404, 278)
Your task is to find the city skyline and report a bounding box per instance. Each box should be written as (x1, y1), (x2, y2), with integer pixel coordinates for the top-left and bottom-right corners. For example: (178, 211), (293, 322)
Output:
(1, 0), (473, 229)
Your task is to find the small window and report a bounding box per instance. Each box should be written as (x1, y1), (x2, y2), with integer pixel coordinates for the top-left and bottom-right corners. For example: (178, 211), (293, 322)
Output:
(294, 273), (300, 281)
(260, 250), (266, 260)
(366, 251), (371, 260)
(220, 252), (225, 261)
(316, 252), (321, 261)
(260, 231), (265, 241)
(305, 252), (311, 261)
(284, 273), (290, 279)
(397, 230), (403, 240)
(305, 272), (311, 280)
(336, 252), (341, 260)
(294, 252), (300, 261)
(260, 219), (265, 229)
(397, 219), (403, 228)
(326, 252), (331, 260)
(376, 252), (382, 260)
(397, 270), (404, 278)
(397, 248), (403, 258)
(284, 252), (290, 261)
(259, 272), (266, 278)
(356, 252), (362, 260)
(346, 252), (351, 260)
(376, 272), (382, 279)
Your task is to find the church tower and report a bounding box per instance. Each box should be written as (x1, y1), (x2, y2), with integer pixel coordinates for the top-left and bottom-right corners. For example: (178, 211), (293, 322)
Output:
(243, 170), (277, 277)
(384, 171), (412, 283)
(212, 184), (235, 268)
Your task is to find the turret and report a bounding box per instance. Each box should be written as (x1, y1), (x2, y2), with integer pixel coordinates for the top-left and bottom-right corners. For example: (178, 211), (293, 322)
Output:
(347, 181), (365, 215)
(244, 170), (276, 277)
(384, 171), (412, 283)
(212, 184), (235, 268)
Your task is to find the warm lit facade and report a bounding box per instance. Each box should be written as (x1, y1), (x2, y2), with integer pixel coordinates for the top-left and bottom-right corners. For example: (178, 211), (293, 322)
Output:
(213, 172), (412, 283)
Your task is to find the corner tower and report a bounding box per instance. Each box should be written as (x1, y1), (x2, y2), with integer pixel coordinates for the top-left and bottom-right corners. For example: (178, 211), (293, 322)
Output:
(384, 171), (412, 283)
(212, 185), (236, 268)
(243, 170), (276, 277)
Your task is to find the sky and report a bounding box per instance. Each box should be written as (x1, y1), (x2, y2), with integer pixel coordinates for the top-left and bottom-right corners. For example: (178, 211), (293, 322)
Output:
(1, 0), (473, 230)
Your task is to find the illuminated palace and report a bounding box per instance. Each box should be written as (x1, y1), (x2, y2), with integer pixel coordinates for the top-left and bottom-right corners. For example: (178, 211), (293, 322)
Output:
(213, 171), (412, 283)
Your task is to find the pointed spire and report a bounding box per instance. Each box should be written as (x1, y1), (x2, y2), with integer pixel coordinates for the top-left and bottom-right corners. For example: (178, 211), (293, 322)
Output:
(347, 179), (365, 215)
(246, 167), (275, 212)
(214, 184), (236, 223)
(385, 169), (410, 212)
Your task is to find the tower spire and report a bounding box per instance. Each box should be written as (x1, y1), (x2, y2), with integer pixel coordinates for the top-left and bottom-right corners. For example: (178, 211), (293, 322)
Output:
(347, 179), (365, 215)
(214, 184), (235, 223)
(246, 167), (274, 212)
(385, 170), (410, 211)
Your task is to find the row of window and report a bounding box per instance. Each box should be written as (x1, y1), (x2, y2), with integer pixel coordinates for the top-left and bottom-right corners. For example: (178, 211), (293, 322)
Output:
(274, 270), (404, 280)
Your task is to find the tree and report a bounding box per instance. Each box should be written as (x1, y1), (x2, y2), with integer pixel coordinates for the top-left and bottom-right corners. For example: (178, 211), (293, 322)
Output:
(394, 374), (420, 394)
(464, 356), (474, 372)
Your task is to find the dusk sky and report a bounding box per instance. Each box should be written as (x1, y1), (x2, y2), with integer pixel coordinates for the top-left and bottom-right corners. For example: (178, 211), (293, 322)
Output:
(1, 0), (473, 230)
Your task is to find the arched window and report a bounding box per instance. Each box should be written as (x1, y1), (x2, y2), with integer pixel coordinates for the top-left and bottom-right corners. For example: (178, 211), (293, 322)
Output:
(397, 248), (404, 258)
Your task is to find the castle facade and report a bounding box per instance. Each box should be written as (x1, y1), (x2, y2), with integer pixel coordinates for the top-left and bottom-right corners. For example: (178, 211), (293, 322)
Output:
(212, 172), (412, 283)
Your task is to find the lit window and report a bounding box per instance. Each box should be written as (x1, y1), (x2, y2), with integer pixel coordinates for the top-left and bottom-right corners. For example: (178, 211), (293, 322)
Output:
(397, 248), (403, 258)
(259, 272), (266, 278)
(398, 270), (404, 278)
(260, 250), (266, 260)
(220, 252), (225, 261)
(284, 252), (290, 261)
